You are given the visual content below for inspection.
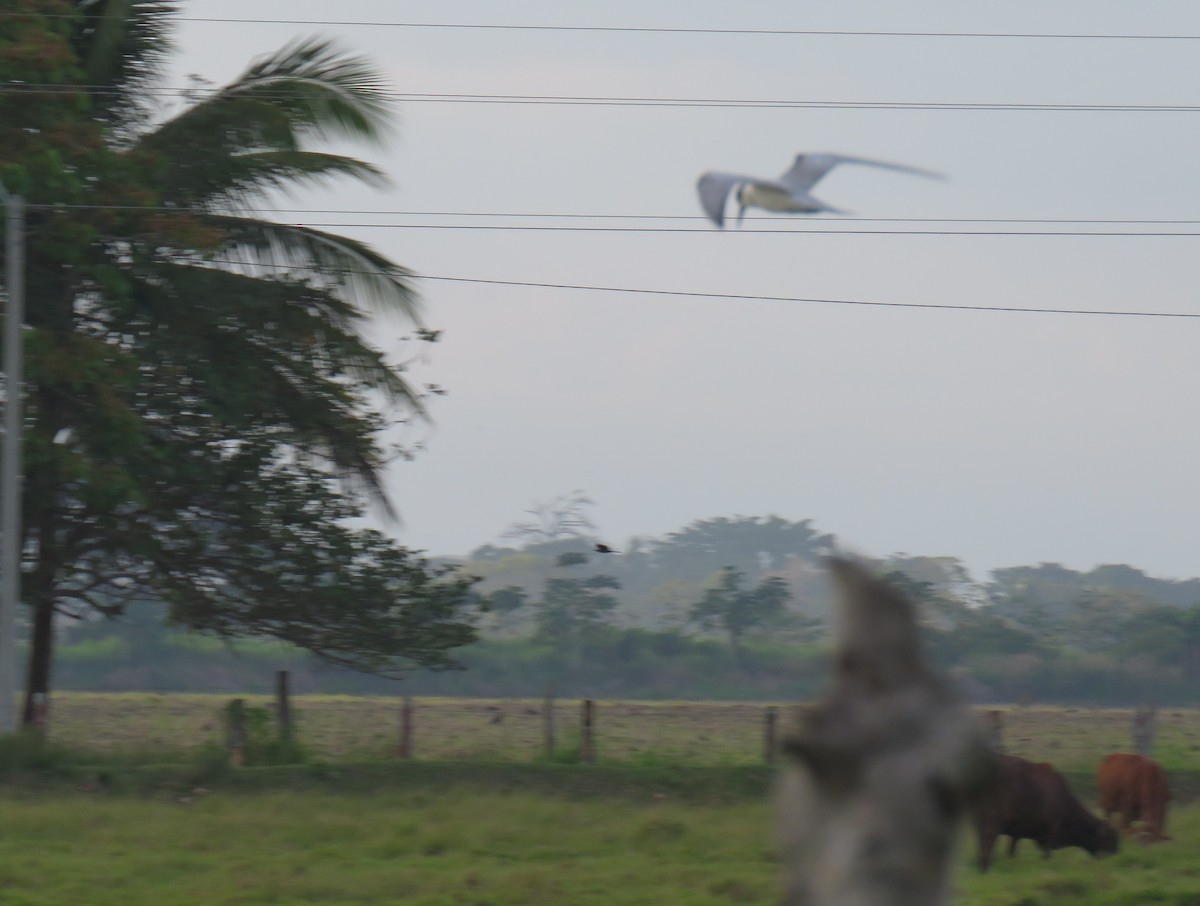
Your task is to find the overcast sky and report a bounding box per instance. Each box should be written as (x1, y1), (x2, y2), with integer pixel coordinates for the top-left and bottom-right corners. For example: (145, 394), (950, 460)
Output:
(169, 1), (1200, 581)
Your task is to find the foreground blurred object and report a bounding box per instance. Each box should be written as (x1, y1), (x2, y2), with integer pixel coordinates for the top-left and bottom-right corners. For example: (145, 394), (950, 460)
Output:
(697, 152), (942, 228)
(776, 558), (990, 906)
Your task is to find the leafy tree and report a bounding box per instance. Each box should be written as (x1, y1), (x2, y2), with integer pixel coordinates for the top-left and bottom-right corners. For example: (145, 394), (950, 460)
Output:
(881, 569), (975, 631)
(1118, 604), (1200, 682)
(480, 585), (529, 634)
(2, 1), (479, 722)
(879, 555), (982, 608)
(534, 575), (620, 672)
(639, 516), (835, 586)
(688, 566), (791, 672)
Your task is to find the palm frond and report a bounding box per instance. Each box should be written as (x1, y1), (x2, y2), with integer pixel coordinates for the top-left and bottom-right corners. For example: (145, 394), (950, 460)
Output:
(187, 216), (421, 322)
(129, 266), (422, 516)
(140, 128), (388, 207)
(74, 0), (177, 130)
(211, 36), (393, 145)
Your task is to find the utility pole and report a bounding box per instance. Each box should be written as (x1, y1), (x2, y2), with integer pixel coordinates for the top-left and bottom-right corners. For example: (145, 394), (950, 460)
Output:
(0, 183), (24, 735)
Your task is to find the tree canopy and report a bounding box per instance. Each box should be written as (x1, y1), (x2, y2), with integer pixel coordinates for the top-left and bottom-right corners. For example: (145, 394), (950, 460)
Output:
(1, 1), (479, 718)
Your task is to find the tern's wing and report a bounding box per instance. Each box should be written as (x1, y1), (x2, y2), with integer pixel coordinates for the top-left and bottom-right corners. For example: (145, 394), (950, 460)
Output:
(779, 153), (944, 192)
(696, 172), (744, 227)
(697, 171), (789, 227)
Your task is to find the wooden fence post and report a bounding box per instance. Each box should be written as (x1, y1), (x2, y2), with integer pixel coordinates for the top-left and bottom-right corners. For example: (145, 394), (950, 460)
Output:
(1133, 706), (1156, 755)
(275, 670), (292, 740)
(764, 706), (779, 764)
(581, 699), (595, 764)
(226, 698), (246, 767)
(398, 696), (414, 759)
(543, 686), (556, 759)
(986, 709), (1005, 752)
(29, 692), (47, 735)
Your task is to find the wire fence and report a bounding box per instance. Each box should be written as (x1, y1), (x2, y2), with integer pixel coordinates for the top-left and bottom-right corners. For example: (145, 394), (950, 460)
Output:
(38, 689), (1200, 772)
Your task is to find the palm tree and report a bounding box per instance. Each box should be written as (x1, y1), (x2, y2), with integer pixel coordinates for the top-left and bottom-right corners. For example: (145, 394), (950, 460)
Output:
(5, 2), (470, 723)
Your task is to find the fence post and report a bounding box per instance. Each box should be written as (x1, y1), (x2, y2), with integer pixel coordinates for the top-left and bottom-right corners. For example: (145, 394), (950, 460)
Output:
(764, 706), (779, 764)
(986, 709), (1005, 752)
(581, 698), (595, 764)
(398, 696), (414, 759)
(543, 686), (556, 759)
(226, 698), (246, 767)
(275, 670), (292, 740)
(29, 692), (47, 735)
(1133, 706), (1156, 755)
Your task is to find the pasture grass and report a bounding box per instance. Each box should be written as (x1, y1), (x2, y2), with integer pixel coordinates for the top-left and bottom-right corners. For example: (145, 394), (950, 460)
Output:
(1, 788), (1200, 905)
(0, 788), (778, 906)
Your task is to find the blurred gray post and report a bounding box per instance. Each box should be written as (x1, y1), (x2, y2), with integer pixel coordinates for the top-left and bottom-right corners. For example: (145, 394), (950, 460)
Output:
(0, 185), (23, 736)
(776, 560), (992, 906)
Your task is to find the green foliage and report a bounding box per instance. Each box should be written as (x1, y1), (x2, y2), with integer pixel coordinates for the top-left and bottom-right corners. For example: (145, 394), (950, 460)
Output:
(0, 731), (76, 777)
(1, 0), (480, 716)
(534, 576), (621, 642)
(222, 699), (308, 767)
(2, 787), (1200, 905)
(688, 567), (792, 672)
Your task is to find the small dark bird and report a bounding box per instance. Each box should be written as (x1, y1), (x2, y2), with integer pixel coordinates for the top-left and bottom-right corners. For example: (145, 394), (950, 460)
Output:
(594, 543), (619, 554)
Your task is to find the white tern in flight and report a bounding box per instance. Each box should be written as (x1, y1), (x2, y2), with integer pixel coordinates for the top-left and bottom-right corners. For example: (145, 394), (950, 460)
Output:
(697, 152), (942, 228)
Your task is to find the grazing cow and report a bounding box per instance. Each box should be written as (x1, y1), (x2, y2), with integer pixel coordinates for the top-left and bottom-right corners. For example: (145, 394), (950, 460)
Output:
(1097, 752), (1171, 841)
(974, 753), (1118, 871)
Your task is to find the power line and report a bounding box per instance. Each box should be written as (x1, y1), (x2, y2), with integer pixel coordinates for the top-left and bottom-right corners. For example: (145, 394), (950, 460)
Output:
(282, 223), (1200, 237)
(4, 84), (1199, 113)
(24, 203), (1200, 226)
(5, 13), (1200, 40)
(166, 255), (1200, 319)
(419, 276), (1200, 318)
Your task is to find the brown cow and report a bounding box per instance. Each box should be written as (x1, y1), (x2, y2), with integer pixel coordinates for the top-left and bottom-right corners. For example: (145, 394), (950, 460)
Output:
(1097, 752), (1171, 841)
(974, 753), (1119, 871)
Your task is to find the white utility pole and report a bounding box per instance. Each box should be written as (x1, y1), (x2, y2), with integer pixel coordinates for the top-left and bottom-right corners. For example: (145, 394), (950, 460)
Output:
(0, 183), (24, 734)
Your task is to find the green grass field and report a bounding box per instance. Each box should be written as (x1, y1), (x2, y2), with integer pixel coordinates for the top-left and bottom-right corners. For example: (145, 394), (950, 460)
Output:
(0, 788), (1198, 905)
(5, 696), (1200, 904)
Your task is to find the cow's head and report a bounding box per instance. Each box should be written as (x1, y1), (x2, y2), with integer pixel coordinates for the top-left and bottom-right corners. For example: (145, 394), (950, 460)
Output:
(1092, 822), (1120, 858)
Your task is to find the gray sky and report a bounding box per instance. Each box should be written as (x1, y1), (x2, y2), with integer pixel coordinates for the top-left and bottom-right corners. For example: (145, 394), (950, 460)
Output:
(170, 1), (1200, 581)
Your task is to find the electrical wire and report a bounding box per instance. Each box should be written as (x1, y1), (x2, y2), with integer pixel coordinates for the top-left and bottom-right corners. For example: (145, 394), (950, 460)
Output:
(161, 255), (1200, 320)
(22, 203), (1200, 225)
(5, 13), (1200, 40)
(265, 223), (1200, 237)
(4, 84), (1198, 112)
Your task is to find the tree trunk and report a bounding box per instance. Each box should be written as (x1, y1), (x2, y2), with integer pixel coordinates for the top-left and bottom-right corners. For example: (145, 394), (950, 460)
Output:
(22, 595), (54, 727)
(729, 629), (753, 675)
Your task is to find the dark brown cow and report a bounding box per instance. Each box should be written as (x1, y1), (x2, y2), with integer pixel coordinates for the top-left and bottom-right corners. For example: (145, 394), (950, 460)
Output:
(1097, 752), (1171, 841)
(974, 753), (1119, 871)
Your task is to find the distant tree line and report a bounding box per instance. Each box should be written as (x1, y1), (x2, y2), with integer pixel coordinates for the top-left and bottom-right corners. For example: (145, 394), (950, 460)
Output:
(49, 507), (1200, 705)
